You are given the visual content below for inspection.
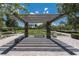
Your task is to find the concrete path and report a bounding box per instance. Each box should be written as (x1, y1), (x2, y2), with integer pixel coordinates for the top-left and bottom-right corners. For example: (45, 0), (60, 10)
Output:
(0, 32), (79, 56)
(1, 37), (79, 56)
(0, 34), (23, 54)
(56, 32), (79, 49)
(56, 32), (79, 55)
(0, 34), (23, 47)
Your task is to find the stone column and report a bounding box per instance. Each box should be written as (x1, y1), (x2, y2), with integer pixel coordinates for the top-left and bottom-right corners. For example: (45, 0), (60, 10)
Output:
(46, 21), (51, 39)
(25, 22), (28, 37)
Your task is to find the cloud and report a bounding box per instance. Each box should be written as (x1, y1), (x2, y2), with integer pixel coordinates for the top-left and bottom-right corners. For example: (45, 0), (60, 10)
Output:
(35, 11), (39, 14)
(43, 11), (49, 14)
(30, 11), (39, 14)
(44, 8), (48, 11)
(46, 11), (49, 14)
(30, 12), (35, 14)
(43, 8), (49, 14)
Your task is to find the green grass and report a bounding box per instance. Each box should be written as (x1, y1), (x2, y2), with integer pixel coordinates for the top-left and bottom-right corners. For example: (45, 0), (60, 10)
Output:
(16, 30), (24, 33)
(71, 33), (79, 39)
(28, 29), (46, 35)
(15, 28), (46, 36)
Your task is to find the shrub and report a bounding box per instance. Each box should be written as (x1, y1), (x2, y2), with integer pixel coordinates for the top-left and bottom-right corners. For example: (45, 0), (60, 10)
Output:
(1, 28), (8, 32)
(57, 30), (78, 33)
(71, 33), (79, 39)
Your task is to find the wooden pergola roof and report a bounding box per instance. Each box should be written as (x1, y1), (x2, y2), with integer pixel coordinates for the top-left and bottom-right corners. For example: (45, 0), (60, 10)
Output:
(23, 14), (60, 23)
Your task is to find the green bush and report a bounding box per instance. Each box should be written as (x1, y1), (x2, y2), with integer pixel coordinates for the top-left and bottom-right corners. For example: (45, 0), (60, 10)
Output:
(57, 30), (78, 33)
(1, 28), (8, 32)
(71, 33), (79, 39)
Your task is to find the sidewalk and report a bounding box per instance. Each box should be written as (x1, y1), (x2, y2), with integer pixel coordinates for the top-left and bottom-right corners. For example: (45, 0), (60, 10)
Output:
(56, 32), (79, 49)
(0, 34), (23, 47)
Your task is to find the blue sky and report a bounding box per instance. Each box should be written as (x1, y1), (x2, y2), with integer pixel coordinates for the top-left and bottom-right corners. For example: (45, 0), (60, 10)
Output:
(19, 3), (67, 27)
(27, 3), (58, 14)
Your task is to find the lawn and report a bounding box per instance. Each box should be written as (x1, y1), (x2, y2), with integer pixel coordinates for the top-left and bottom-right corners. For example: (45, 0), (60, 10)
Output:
(28, 28), (46, 36)
(16, 28), (46, 36)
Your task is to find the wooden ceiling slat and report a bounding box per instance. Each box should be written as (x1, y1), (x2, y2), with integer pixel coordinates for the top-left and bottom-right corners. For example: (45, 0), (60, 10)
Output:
(24, 14), (59, 23)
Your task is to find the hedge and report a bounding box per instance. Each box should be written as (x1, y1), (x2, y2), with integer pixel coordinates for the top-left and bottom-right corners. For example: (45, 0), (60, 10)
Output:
(71, 33), (79, 39)
(56, 30), (79, 34)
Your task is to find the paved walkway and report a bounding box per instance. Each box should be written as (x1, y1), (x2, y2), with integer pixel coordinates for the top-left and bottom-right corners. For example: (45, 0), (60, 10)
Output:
(0, 37), (79, 56)
(0, 34), (23, 54)
(56, 32), (79, 49)
(0, 37), (69, 56)
(0, 34), (23, 47)
(56, 32), (79, 55)
(0, 33), (79, 56)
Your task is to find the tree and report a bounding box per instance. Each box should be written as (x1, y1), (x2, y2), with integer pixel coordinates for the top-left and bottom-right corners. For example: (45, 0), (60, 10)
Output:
(57, 3), (79, 31)
(59, 21), (66, 30)
(0, 3), (28, 31)
(0, 17), (4, 31)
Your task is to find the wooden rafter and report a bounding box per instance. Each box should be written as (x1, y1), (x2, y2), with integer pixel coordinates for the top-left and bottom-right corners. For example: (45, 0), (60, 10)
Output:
(50, 14), (66, 23)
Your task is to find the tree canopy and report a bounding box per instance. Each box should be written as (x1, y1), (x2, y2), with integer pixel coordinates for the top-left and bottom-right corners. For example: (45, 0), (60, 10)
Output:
(0, 3), (28, 29)
(57, 3), (79, 30)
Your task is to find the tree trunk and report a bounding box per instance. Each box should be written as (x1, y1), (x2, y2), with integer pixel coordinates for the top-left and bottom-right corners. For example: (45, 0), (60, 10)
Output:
(72, 19), (77, 31)
(25, 22), (28, 37)
(46, 21), (51, 39)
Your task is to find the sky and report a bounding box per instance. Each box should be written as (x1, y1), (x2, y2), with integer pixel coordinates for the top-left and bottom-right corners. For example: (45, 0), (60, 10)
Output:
(27, 3), (58, 14)
(19, 3), (67, 27)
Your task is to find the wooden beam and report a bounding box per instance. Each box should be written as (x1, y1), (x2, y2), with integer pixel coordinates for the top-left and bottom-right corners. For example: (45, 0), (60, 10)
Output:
(50, 14), (65, 23)
(25, 22), (28, 37)
(46, 21), (51, 39)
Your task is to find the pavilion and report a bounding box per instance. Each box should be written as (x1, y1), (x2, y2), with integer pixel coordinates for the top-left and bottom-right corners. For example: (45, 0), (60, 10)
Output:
(21, 14), (64, 39)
